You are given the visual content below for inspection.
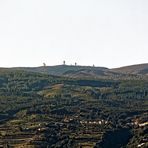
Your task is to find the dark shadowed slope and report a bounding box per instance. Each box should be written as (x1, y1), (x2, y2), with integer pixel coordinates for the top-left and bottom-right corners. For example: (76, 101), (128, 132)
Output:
(112, 63), (148, 75)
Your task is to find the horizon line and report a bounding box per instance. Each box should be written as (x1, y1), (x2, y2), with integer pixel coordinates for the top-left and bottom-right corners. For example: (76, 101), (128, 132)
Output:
(0, 62), (148, 69)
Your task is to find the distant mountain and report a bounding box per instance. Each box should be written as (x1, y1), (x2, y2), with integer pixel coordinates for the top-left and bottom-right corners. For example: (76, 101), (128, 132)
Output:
(0, 63), (148, 78)
(12, 65), (111, 77)
(112, 63), (148, 75)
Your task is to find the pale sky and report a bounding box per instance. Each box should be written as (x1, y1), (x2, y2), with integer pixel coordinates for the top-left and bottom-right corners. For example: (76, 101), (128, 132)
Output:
(0, 0), (148, 68)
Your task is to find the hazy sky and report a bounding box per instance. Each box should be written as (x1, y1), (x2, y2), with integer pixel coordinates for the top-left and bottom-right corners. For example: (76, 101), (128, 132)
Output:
(0, 0), (147, 68)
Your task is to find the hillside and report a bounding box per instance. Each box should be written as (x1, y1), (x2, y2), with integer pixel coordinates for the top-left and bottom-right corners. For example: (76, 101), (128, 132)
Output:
(12, 65), (109, 76)
(4, 64), (148, 80)
(112, 63), (148, 75)
(0, 69), (148, 147)
(0, 63), (148, 82)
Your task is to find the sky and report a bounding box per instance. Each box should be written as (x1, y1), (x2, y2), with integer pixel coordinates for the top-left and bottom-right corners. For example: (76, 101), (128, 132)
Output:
(0, 0), (148, 68)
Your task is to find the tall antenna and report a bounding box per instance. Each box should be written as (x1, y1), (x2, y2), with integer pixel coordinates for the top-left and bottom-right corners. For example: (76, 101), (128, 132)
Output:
(63, 60), (66, 65)
(43, 63), (46, 67)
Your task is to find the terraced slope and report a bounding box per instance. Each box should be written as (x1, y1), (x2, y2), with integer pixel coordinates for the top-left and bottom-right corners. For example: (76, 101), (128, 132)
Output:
(0, 69), (148, 147)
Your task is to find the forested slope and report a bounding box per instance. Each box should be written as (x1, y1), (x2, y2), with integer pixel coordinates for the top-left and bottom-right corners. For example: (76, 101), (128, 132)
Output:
(0, 70), (147, 147)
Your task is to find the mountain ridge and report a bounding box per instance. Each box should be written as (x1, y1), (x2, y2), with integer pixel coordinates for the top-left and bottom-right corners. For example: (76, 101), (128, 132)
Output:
(0, 63), (148, 77)
(112, 63), (148, 75)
